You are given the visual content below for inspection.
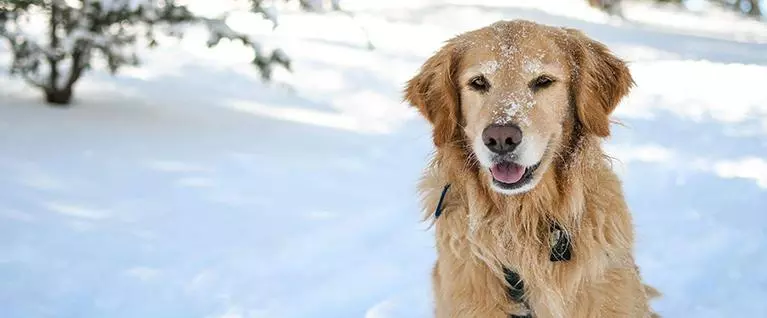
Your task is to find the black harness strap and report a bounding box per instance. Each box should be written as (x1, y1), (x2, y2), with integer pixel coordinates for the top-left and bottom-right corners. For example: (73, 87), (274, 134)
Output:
(433, 184), (451, 219)
(549, 223), (572, 262)
(433, 184), (572, 317)
(505, 268), (533, 318)
(504, 267), (526, 302)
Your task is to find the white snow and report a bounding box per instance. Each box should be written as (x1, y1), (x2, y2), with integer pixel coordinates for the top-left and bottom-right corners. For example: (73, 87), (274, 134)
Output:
(523, 59), (543, 74)
(495, 91), (535, 126)
(480, 60), (500, 74)
(2, 0), (767, 317)
(709, 157), (767, 188)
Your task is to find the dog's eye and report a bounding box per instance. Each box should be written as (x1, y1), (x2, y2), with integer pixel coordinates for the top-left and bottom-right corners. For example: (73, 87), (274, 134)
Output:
(468, 75), (490, 92)
(531, 75), (555, 91)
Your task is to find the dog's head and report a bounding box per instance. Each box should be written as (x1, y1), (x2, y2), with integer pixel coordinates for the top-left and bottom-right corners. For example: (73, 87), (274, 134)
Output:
(406, 20), (633, 195)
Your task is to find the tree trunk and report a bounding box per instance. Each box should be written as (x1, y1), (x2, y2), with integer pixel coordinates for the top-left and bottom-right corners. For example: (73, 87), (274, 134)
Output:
(746, 0), (762, 16)
(42, 1), (70, 106)
(48, 1), (60, 90)
(44, 88), (73, 106)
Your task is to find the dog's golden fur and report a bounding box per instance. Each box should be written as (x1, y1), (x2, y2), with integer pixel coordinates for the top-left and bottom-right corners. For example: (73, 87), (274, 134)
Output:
(404, 20), (660, 318)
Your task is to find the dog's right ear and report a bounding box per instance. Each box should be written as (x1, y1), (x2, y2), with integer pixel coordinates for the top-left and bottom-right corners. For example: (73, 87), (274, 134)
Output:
(404, 42), (462, 147)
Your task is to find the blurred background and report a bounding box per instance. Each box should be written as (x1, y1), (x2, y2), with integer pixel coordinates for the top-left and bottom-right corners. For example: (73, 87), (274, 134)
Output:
(1, 0), (766, 317)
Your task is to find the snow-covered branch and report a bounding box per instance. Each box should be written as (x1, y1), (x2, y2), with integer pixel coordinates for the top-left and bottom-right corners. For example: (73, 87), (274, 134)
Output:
(0, 25), (63, 90)
(202, 17), (290, 79)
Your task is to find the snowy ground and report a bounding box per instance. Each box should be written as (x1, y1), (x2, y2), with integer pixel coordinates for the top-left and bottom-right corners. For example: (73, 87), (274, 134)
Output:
(2, 1), (767, 317)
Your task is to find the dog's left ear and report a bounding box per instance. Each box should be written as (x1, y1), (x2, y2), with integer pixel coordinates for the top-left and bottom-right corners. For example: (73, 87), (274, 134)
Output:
(564, 28), (634, 137)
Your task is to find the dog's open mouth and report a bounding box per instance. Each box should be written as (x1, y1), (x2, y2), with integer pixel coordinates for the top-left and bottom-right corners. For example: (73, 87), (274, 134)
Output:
(490, 161), (540, 189)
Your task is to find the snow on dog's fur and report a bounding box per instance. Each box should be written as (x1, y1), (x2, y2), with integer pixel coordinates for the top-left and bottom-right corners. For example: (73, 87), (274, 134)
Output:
(405, 20), (660, 317)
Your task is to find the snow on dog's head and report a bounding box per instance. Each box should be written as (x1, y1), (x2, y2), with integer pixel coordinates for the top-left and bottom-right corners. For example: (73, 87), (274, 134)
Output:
(405, 20), (634, 195)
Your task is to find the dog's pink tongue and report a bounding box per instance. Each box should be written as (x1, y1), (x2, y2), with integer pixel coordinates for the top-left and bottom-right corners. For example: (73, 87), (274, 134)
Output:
(490, 163), (525, 184)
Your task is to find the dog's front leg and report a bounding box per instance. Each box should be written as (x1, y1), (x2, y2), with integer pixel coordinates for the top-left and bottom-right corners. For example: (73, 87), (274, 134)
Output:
(566, 266), (657, 318)
(432, 259), (528, 318)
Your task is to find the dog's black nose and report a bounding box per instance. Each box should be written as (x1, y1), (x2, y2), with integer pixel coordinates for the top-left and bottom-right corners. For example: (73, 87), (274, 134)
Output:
(482, 124), (522, 154)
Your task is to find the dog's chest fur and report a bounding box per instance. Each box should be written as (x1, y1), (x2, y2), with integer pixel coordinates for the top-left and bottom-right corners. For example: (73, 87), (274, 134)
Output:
(422, 143), (639, 317)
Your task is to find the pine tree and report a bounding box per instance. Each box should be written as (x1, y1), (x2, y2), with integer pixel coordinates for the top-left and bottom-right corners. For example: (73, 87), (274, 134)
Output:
(0, 0), (315, 106)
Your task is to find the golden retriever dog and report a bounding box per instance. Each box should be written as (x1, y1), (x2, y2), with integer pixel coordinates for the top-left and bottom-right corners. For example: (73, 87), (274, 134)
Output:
(404, 20), (660, 318)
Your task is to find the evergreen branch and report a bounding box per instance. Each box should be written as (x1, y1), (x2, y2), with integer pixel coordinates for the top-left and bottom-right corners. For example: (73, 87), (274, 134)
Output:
(201, 16), (291, 80)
